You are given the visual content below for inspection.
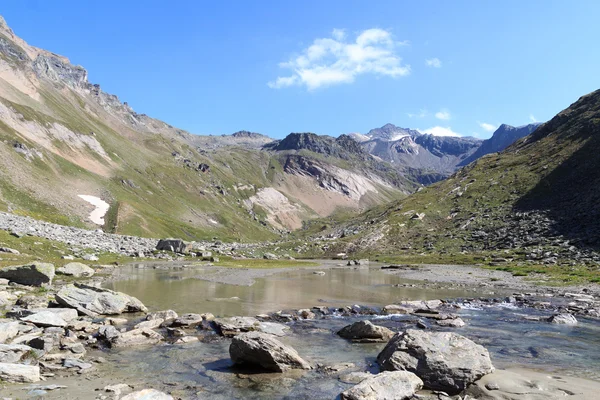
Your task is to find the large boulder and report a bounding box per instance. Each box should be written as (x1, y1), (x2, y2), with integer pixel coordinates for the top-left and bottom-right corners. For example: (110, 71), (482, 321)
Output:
(156, 239), (191, 254)
(0, 343), (35, 363)
(55, 283), (147, 316)
(121, 389), (174, 400)
(377, 330), (494, 393)
(229, 331), (311, 372)
(0, 321), (20, 343)
(214, 316), (288, 337)
(338, 320), (394, 343)
(0, 262), (54, 286)
(56, 262), (95, 278)
(20, 310), (69, 328)
(340, 371), (423, 400)
(0, 362), (40, 382)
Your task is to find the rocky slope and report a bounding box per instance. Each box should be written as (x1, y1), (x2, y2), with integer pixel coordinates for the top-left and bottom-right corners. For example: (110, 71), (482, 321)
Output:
(321, 89), (600, 273)
(0, 16), (409, 238)
(458, 123), (541, 166)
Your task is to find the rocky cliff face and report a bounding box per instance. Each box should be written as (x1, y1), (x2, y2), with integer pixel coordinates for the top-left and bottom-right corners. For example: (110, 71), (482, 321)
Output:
(353, 124), (482, 181)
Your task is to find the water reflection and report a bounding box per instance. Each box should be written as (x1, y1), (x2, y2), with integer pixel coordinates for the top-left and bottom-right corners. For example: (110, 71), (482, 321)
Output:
(105, 263), (485, 317)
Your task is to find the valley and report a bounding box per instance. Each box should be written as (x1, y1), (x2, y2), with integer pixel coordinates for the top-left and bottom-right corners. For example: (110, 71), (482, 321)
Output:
(0, 7), (599, 400)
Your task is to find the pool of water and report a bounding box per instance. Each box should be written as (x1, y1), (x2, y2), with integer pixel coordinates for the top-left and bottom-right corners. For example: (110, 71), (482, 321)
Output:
(104, 262), (494, 317)
(6, 262), (596, 399)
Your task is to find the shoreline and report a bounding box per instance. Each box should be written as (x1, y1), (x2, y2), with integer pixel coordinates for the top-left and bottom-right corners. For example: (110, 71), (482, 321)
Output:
(1, 258), (600, 399)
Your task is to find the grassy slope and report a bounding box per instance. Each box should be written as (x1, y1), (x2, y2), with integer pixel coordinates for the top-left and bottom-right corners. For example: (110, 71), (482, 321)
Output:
(285, 90), (600, 284)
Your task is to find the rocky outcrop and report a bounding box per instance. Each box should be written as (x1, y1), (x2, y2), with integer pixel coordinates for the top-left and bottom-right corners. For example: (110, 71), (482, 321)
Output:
(337, 320), (394, 343)
(156, 239), (192, 254)
(459, 123), (541, 167)
(229, 332), (311, 372)
(56, 262), (95, 278)
(340, 371), (423, 400)
(377, 330), (494, 393)
(0, 262), (55, 286)
(55, 283), (147, 316)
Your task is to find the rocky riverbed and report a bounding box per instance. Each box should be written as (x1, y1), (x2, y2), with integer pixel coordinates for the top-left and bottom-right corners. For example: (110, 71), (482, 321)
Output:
(0, 256), (599, 399)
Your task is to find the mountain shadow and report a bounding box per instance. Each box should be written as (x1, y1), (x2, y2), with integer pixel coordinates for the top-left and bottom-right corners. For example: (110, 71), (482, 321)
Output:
(515, 91), (600, 250)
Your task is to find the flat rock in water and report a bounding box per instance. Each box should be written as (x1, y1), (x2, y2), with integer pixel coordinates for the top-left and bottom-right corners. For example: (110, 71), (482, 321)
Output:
(110, 328), (163, 348)
(171, 313), (203, 327)
(437, 317), (466, 328)
(382, 304), (412, 315)
(377, 329), (494, 394)
(547, 313), (577, 325)
(0, 362), (40, 382)
(229, 331), (311, 372)
(56, 262), (95, 278)
(146, 310), (178, 321)
(340, 371), (423, 400)
(337, 320), (394, 343)
(0, 262), (55, 286)
(215, 316), (288, 337)
(121, 389), (174, 400)
(55, 283), (147, 316)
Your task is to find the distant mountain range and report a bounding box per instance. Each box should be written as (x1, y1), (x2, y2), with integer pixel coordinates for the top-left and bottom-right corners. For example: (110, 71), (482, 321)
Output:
(331, 88), (600, 263)
(348, 122), (540, 184)
(0, 14), (544, 239)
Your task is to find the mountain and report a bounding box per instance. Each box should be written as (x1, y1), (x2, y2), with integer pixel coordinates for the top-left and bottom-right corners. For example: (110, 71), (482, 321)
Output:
(458, 123), (541, 166)
(325, 89), (600, 268)
(351, 124), (482, 183)
(0, 16), (410, 238)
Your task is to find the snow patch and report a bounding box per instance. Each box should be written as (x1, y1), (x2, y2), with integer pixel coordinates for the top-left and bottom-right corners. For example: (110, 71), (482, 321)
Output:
(78, 195), (109, 225)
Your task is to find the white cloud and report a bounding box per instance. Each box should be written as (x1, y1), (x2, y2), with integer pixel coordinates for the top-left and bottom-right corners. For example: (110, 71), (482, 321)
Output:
(435, 109), (451, 120)
(478, 122), (497, 132)
(331, 28), (346, 41)
(420, 126), (462, 137)
(268, 28), (410, 90)
(425, 57), (442, 68)
(529, 114), (537, 123)
(407, 109), (428, 118)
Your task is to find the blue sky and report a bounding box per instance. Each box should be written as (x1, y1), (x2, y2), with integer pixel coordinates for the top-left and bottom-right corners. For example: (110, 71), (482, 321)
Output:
(2, 0), (600, 139)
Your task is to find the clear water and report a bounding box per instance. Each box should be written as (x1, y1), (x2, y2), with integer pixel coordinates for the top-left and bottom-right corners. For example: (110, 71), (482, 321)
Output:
(4, 263), (599, 399)
(104, 263), (494, 317)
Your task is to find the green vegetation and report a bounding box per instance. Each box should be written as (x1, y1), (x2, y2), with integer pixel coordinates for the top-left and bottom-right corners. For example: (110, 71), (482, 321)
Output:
(213, 257), (319, 269)
(0, 230), (142, 269)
